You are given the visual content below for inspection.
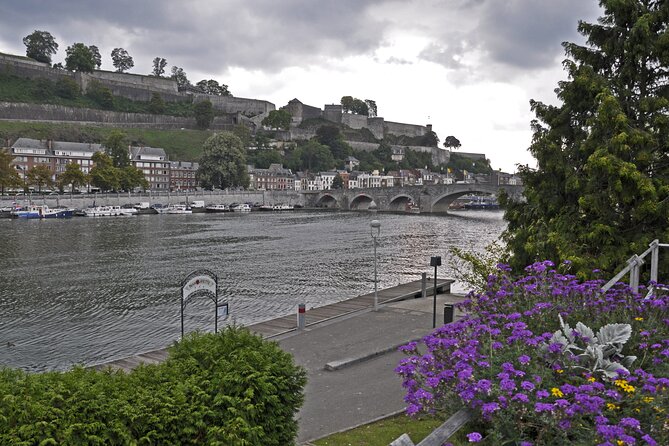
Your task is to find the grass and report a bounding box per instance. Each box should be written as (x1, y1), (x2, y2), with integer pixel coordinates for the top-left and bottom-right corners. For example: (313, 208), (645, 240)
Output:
(0, 121), (214, 161)
(311, 412), (476, 446)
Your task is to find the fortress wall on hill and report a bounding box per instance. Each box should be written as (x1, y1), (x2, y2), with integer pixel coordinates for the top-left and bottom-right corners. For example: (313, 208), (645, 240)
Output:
(196, 94), (275, 115)
(0, 102), (236, 130)
(80, 70), (177, 93)
(385, 121), (427, 138)
(1, 53), (75, 83)
(341, 113), (368, 130)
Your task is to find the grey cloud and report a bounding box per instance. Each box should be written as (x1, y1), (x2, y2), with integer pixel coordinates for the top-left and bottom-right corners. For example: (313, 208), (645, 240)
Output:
(385, 56), (412, 65)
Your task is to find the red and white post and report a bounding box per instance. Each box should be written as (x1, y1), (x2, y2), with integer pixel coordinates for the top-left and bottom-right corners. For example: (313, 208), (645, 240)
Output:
(297, 303), (306, 330)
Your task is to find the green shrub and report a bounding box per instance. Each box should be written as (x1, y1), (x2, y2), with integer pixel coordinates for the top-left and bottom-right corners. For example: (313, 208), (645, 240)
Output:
(55, 77), (80, 99)
(0, 327), (307, 445)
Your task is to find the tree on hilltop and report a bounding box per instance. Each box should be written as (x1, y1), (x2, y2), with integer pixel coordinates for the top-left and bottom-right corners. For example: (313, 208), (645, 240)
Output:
(23, 30), (58, 64)
(111, 48), (134, 73)
(503, 0), (669, 277)
(444, 136), (461, 151)
(171, 66), (191, 90)
(262, 109), (292, 130)
(194, 100), (214, 130)
(89, 45), (102, 69)
(65, 43), (95, 72)
(151, 57), (167, 77)
(196, 79), (231, 96)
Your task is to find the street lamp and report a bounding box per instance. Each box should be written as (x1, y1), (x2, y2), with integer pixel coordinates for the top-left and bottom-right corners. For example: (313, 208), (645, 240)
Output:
(370, 220), (381, 311)
(430, 256), (442, 328)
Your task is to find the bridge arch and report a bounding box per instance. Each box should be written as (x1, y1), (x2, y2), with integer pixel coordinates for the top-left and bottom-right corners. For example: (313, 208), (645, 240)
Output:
(315, 193), (339, 208)
(349, 194), (375, 211)
(432, 187), (497, 213)
(388, 194), (417, 212)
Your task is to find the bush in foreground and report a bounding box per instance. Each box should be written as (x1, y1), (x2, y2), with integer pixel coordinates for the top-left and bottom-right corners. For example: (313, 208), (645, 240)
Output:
(397, 261), (668, 445)
(0, 327), (307, 445)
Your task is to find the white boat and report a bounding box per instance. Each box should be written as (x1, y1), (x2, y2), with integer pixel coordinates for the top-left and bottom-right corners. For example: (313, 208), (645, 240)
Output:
(83, 205), (138, 217)
(205, 204), (230, 213)
(230, 203), (251, 213)
(155, 203), (192, 214)
(273, 203), (294, 211)
(189, 200), (206, 213)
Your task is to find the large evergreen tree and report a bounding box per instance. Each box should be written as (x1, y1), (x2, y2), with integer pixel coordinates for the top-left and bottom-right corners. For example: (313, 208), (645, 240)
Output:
(503, 0), (669, 277)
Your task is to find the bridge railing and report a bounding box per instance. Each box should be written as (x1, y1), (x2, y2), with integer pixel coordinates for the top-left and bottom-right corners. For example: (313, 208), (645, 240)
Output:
(601, 239), (668, 298)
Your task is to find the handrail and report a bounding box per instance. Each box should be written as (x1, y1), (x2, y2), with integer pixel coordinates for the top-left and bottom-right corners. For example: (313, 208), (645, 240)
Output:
(601, 239), (665, 298)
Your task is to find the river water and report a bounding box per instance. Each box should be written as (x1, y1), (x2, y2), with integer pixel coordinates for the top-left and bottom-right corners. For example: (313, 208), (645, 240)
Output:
(0, 210), (505, 372)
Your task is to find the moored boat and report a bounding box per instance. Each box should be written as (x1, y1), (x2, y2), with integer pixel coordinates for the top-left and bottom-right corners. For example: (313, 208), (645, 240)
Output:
(83, 205), (138, 217)
(230, 203), (251, 212)
(155, 203), (192, 214)
(205, 203), (230, 213)
(10, 205), (74, 218)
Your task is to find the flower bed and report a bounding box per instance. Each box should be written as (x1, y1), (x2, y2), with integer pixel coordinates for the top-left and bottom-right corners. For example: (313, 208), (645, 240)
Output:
(396, 261), (669, 445)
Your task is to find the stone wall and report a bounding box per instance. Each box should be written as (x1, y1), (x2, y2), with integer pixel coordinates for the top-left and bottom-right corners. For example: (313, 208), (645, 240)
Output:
(341, 113), (368, 130)
(385, 121), (427, 138)
(80, 70), (177, 94)
(194, 93), (275, 115)
(323, 104), (342, 123)
(0, 102), (236, 130)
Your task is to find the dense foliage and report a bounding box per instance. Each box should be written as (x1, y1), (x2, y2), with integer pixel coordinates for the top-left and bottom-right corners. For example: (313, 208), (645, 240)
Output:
(0, 327), (307, 445)
(397, 261), (669, 445)
(503, 0), (669, 277)
(22, 30), (58, 64)
(197, 132), (250, 189)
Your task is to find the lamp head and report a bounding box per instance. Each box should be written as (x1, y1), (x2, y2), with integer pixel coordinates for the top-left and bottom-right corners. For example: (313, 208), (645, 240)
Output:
(430, 256), (442, 267)
(370, 220), (381, 237)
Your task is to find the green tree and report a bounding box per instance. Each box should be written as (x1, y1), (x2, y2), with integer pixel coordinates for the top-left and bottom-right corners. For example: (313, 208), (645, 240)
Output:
(90, 152), (120, 192)
(444, 135), (461, 150)
(503, 0), (669, 277)
(289, 140), (335, 172)
(55, 77), (80, 99)
(197, 132), (250, 190)
(0, 150), (22, 194)
(26, 165), (53, 192)
(249, 148), (283, 169)
(119, 165), (149, 191)
(89, 45), (102, 69)
(194, 100), (214, 130)
(365, 99), (378, 117)
(171, 66), (190, 90)
(195, 79), (231, 96)
(23, 30), (58, 64)
(86, 80), (114, 109)
(57, 162), (88, 192)
(315, 125), (351, 160)
(261, 109), (292, 130)
(148, 92), (165, 114)
(332, 173), (344, 189)
(340, 96), (354, 113)
(111, 48), (134, 73)
(351, 98), (369, 115)
(65, 43), (96, 73)
(104, 131), (130, 167)
(151, 57), (167, 77)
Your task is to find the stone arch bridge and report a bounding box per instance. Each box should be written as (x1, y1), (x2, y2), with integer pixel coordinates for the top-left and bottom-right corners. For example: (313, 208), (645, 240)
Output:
(303, 183), (524, 213)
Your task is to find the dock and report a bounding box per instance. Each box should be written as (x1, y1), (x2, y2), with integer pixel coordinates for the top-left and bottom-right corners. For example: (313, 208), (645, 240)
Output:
(90, 278), (455, 373)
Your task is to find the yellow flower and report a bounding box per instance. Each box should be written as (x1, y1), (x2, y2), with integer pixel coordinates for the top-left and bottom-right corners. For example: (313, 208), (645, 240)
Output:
(643, 397), (655, 403)
(606, 403), (620, 410)
(551, 387), (564, 398)
(587, 377), (596, 383)
(617, 441), (625, 446)
(634, 317), (643, 321)
(556, 369), (564, 374)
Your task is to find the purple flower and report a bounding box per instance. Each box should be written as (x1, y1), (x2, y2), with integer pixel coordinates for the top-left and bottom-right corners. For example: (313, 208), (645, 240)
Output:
(521, 381), (535, 391)
(641, 434), (657, 446)
(518, 354), (531, 365)
(466, 432), (483, 442)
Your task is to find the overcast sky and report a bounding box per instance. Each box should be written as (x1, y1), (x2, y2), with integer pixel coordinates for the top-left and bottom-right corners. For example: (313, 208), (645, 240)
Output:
(0, 0), (603, 173)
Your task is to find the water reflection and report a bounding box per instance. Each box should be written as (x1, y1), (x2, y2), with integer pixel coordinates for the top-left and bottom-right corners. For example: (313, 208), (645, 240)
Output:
(0, 211), (505, 371)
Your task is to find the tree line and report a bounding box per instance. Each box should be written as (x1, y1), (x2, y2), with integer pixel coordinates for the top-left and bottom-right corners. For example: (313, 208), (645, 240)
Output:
(21, 30), (231, 95)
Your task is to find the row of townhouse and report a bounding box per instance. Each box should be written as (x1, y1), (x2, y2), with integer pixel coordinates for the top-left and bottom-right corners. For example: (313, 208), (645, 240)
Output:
(6, 138), (199, 191)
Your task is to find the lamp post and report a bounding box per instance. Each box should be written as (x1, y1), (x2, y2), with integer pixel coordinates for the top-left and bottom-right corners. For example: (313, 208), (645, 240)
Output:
(370, 220), (381, 311)
(430, 256), (441, 328)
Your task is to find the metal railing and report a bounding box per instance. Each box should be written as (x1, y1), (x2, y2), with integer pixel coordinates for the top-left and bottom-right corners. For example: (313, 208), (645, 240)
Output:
(601, 239), (668, 297)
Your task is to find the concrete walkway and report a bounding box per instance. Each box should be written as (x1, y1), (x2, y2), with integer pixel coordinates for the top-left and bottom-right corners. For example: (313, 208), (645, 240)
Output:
(275, 292), (466, 444)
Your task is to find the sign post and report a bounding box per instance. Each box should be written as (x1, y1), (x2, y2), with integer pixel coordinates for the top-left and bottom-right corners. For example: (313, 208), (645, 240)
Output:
(180, 269), (228, 338)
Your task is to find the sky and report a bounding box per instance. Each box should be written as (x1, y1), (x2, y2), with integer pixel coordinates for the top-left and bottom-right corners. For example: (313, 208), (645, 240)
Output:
(0, 0), (604, 173)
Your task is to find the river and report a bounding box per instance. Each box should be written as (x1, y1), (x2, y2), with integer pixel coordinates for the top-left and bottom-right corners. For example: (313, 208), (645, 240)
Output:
(0, 210), (506, 372)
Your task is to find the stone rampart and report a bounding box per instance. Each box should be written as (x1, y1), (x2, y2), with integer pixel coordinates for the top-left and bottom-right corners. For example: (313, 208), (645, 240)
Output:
(80, 70), (177, 93)
(348, 141), (380, 151)
(341, 113), (369, 130)
(323, 104), (342, 123)
(385, 121), (427, 138)
(0, 102), (236, 130)
(1, 53), (75, 83)
(196, 94), (275, 115)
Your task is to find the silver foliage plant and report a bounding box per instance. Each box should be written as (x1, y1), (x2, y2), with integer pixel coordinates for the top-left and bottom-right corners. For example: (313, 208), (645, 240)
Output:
(544, 315), (637, 379)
